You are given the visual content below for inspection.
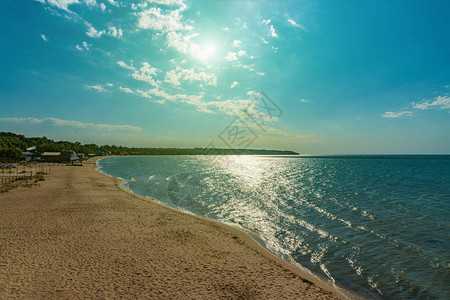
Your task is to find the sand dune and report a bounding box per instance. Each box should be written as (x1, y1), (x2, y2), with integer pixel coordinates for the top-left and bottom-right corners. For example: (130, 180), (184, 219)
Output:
(0, 159), (344, 299)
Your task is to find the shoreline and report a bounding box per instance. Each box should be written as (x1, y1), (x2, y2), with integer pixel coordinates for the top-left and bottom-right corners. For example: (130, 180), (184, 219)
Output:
(0, 156), (354, 299)
(95, 156), (365, 300)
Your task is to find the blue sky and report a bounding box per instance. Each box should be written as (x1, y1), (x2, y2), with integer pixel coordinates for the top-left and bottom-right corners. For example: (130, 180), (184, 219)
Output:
(1, 0), (449, 154)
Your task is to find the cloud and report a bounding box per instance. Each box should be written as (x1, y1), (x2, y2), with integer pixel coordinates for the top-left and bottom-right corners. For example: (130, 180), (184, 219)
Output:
(382, 111), (413, 118)
(86, 25), (122, 38)
(107, 26), (123, 38)
(106, 82), (113, 87)
(137, 6), (192, 32)
(105, 0), (118, 7)
(287, 18), (305, 29)
(147, 0), (186, 5)
(131, 62), (159, 86)
(136, 88), (185, 104)
(119, 86), (134, 93)
(0, 117), (142, 132)
(75, 41), (90, 51)
(86, 25), (105, 38)
(262, 19), (278, 38)
(164, 67), (217, 87)
(99, 2), (106, 11)
(166, 31), (207, 60)
(224, 52), (238, 62)
(299, 99), (309, 103)
(40, 34), (48, 41)
(262, 38), (269, 44)
(383, 95), (450, 119)
(86, 84), (105, 92)
(237, 50), (247, 56)
(117, 61), (135, 70)
(230, 81), (238, 89)
(224, 50), (247, 62)
(34, 0), (80, 11)
(412, 96), (450, 111)
(269, 25), (278, 38)
(83, 0), (97, 6)
(233, 40), (241, 48)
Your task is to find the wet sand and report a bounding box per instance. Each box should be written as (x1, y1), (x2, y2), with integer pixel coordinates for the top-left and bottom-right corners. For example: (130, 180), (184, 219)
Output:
(0, 159), (345, 299)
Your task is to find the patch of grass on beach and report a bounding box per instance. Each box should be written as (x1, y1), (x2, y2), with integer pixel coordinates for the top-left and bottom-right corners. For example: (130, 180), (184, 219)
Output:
(1, 173), (46, 193)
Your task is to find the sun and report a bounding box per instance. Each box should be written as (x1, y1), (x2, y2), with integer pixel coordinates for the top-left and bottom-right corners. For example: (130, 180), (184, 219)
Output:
(197, 43), (216, 61)
(204, 44), (216, 57)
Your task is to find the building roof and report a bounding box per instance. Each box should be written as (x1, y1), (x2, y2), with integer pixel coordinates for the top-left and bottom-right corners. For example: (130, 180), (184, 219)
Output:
(42, 152), (61, 156)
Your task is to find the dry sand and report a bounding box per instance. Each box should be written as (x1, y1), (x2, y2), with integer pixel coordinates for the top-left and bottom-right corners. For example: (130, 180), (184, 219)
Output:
(0, 158), (346, 299)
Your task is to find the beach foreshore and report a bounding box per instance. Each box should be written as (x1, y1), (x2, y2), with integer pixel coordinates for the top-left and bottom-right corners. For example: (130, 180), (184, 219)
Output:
(0, 158), (351, 299)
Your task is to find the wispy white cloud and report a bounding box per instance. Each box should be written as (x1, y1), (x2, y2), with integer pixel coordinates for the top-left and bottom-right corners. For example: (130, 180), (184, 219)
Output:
(382, 111), (413, 118)
(233, 40), (241, 48)
(0, 117), (142, 132)
(383, 95), (450, 119)
(412, 96), (450, 111)
(117, 61), (135, 70)
(99, 2), (106, 11)
(131, 62), (159, 86)
(224, 52), (238, 62)
(287, 18), (305, 29)
(224, 50), (247, 62)
(83, 0), (97, 6)
(299, 99), (309, 103)
(86, 25), (105, 38)
(136, 88), (193, 104)
(230, 81), (238, 89)
(75, 41), (90, 51)
(107, 26), (123, 38)
(86, 84), (105, 92)
(86, 24), (123, 38)
(166, 31), (208, 60)
(119, 86), (134, 93)
(106, 82), (113, 87)
(164, 67), (217, 87)
(269, 25), (278, 38)
(34, 0), (80, 12)
(147, 0), (185, 6)
(137, 6), (191, 32)
(262, 18), (278, 38)
(105, 0), (118, 7)
(40, 34), (48, 41)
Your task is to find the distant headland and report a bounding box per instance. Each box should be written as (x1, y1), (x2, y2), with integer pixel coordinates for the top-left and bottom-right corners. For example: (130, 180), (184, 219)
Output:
(0, 132), (298, 162)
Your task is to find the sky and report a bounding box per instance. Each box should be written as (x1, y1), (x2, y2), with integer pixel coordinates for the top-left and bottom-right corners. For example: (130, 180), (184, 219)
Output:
(1, 0), (449, 154)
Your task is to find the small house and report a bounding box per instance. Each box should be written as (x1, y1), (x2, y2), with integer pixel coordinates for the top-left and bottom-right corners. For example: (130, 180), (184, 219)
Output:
(41, 150), (78, 162)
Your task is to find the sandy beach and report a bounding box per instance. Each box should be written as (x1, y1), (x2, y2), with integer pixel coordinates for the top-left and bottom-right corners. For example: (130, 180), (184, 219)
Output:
(0, 158), (345, 299)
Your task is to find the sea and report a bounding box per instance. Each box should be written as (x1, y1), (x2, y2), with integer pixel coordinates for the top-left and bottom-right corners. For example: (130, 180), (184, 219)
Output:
(97, 155), (449, 299)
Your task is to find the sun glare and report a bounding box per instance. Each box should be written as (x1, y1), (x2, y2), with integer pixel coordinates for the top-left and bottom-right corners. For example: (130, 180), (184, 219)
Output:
(205, 44), (215, 56)
(198, 43), (216, 61)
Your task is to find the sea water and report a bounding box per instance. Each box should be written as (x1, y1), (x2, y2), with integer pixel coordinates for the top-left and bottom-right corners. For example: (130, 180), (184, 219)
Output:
(97, 155), (449, 299)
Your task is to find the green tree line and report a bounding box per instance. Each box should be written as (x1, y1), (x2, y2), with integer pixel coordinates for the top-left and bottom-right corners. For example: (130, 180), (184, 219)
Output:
(0, 132), (298, 160)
